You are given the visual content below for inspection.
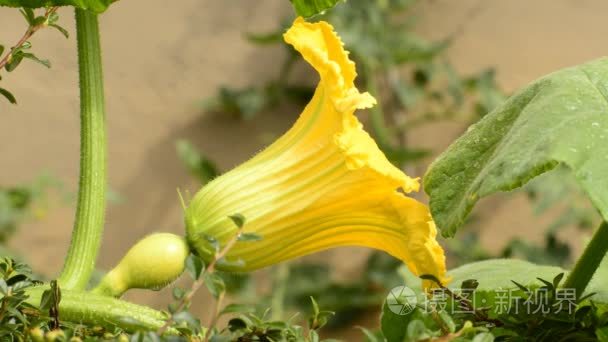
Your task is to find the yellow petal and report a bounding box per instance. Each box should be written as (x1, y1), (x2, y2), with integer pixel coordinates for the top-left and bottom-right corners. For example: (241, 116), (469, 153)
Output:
(185, 17), (448, 289)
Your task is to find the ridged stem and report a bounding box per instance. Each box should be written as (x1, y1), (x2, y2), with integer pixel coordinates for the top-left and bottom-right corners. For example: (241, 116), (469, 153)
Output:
(58, 8), (107, 290)
(26, 287), (172, 333)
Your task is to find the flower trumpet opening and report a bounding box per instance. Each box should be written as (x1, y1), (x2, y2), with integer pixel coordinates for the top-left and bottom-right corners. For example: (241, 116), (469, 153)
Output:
(185, 17), (448, 289)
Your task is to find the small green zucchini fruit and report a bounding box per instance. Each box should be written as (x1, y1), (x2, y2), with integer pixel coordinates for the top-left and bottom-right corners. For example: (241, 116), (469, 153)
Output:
(92, 233), (189, 297)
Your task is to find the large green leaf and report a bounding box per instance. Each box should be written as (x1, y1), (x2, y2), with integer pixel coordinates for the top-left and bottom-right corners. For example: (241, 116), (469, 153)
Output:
(448, 259), (566, 294)
(387, 258), (608, 340)
(380, 301), (442, 342)
(0, 0), (112, 13)
(424, 57), (608, 237)
(447, 258), (608, 303)
(289, 0), (343, 18)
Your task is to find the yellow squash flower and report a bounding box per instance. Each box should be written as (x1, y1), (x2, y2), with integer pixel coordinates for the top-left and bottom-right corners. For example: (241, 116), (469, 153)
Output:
(185, 17), (447, 288)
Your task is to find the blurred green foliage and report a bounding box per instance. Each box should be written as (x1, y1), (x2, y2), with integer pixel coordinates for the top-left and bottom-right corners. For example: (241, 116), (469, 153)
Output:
(0, 258), (46, 339)
(280, 253), (403, 328)
(290, 0), (344, 18)
(509, 165), (601, 267)
(206, 0), (504, 167)
(206, 298), (338, 341)
(176, 140), (219, 186)
(0, 176), (57, 246)
(0, 7), (68, 104)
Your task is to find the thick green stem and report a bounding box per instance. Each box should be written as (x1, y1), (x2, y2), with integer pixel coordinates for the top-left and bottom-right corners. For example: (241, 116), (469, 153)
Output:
(58, 9), (107, 291)
(563, 221), (608, 297)
(26, 287), (172, 333)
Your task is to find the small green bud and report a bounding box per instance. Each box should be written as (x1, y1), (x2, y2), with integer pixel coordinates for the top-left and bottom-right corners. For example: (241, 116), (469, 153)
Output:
(29, 328), (44, 342)
(45, 330), (65, 342)
(92, 233), (189, 297)
(91, 326), (104, 334)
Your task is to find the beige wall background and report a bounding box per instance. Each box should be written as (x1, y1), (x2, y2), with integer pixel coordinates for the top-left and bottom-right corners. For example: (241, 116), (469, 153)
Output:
(1, 0), (607, 330)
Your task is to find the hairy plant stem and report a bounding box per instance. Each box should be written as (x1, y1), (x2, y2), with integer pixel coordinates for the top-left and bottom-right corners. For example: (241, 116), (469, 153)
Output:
(563, 221), (608, 298)
(58, 9), (107, 291)
(25, 286), (173, 333)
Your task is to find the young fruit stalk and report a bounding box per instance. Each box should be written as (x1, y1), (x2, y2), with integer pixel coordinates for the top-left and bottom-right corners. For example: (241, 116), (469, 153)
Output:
(57, 8), (107, 291)
(26, 286), (171, 332)
(92, 233), (190, 297)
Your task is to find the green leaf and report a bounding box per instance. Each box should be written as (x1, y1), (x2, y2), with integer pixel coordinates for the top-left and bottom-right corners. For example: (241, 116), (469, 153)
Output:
(553, 272), (565, 288)
(237, 232), (262, 242)
(50, 24), (69, 38)
(204, 272), (226, 299)
(448, 259), (566, 293)
(289, 0), (344, 18)
(47, 10), (58, 24)
(210, 86), (269, 120)
(5, 53), (23, 72)
(21, 52), (50, 68)
(228, 213), (246, 228)
(437, 310), (456, 333)
(19, 41), (31, 50)
(0, 87), (17, 104)
(0, 279), (8, 295)
(39, 286), (53, 311)
(380, 291), (438, 342)
(0, 44), (4, 56)
(445, 258), (608, 311)
(356, 326), (382, 342)
(185, 254), (204, 280)
(391, 36), (448, 64)
(445, 259), (568, 318)
(172, 311), (200, 330)
(424, 58), (608, 237)
(384, 147), (431, 165)
(0, 0), (113, 13)
(245, 31), (283, 45)
(172, 287), (186, 300)
(19, 8), (35, 25)
(472, 332), (495, 342)
(32, 15), (46, 26)
(219, 303), (256, 315)
(597, 326), (608, 342)
(310, 296), (320, 316)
